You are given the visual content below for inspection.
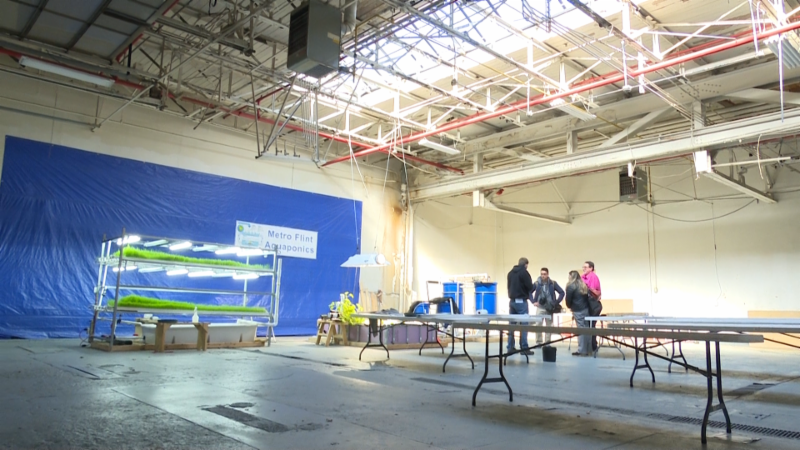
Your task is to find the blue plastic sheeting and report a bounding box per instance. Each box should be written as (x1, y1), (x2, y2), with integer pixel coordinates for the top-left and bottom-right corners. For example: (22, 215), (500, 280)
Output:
(0, 136), (362, 338)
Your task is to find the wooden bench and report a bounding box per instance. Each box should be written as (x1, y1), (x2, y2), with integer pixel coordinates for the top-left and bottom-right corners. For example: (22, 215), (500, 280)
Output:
(315, 318), (348, 346)
(154, 322), (210, 353)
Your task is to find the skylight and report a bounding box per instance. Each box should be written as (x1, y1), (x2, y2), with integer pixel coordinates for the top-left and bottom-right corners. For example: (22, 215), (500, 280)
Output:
(338, 0), (646, 109)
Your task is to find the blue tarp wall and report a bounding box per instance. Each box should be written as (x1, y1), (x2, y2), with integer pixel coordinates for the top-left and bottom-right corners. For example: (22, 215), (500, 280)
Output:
(0, 136), (362, 338)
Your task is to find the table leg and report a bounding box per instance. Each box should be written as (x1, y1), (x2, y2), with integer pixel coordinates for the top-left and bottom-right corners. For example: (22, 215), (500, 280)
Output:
(193, 323), (209, 351)
(154, 323), (172, 353)
(630, 336), (656, 387)
(419, 323), (444, 355)
(472, 330), (513, 406)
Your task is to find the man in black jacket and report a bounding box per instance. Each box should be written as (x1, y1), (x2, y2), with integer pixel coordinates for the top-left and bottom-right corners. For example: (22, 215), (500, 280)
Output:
(507, 257), (534, 354)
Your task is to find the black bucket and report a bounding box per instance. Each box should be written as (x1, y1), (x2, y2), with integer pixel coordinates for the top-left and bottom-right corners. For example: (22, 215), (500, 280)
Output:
(542, 345), (557, 363)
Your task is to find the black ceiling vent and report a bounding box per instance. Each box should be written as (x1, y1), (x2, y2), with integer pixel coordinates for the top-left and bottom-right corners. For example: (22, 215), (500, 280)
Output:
(287, 0), (341, 79)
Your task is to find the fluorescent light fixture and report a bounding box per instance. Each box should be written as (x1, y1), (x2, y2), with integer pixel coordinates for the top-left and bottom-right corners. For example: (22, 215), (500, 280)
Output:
(112, 265), (137, 272)
(138, 266), (164, 273)
(550, 98), (596, 121)
(19, 56), (115, 88)
(237, 248), (264, 257)
(233, 273), (260, 280)
(166, 269), (189, 276)
(169, 241), (192, 251)
(143, 239), (168, 247)
(192, 245), (218, 252)
(187, 270), (215, 278)
(215, 246), (240, 255)
(115, 235), (141, 245)
(419, 138), (460, 155)
(341, 253), (390, 268)
(702, 170), (776, 204)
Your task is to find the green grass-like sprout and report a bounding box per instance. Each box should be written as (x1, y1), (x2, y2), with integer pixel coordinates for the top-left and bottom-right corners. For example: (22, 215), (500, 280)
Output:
(109, 295), (267, 313)
(115, 247), (271, 270)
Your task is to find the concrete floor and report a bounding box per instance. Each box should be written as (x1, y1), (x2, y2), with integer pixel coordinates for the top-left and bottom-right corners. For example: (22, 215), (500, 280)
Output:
(1, 335), (799, 449)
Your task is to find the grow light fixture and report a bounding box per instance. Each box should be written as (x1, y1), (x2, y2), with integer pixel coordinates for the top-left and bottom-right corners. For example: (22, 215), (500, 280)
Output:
(192, 245), (218, 252)
(215, 246), (240, 255)
(115, 235), (141, 245)
(19, 56), (115, 88)
(211, 271), (235, 278)
(143, 239), (168, 247)
(138, 266), (164, 273)
(237, 248), (264, 257)
(233, 273), (260, 280)
(112, 265), (137, 272)
(419, 138), (460, 155)
(166, 269), (189, 276)
(341, 253), (389, 268)
(169, 241), (192, 251)
(187, 270), (215, 278)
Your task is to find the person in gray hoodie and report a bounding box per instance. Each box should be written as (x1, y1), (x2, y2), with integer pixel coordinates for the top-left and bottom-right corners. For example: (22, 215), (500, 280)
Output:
(530, 267), (565, 344)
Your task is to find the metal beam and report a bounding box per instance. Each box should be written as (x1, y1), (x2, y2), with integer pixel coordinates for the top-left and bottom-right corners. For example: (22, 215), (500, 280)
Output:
(463, 63), (800, 154)
(19, 0), (48, 39)
(598, 107), (672, 149)
(66, 0), (113, 50)
(702, 170), (776, 204)
(722, 88), (800, 106)
(411, 108), (800, 202)
(483, 201), (571, 225)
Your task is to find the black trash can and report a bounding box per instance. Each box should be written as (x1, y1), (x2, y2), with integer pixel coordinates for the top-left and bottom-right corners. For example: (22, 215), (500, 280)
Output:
(542, 345), (557, 363)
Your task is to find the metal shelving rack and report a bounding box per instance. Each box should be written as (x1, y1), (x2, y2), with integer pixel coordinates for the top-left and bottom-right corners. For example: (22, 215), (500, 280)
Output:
(89, 229), (282, 350)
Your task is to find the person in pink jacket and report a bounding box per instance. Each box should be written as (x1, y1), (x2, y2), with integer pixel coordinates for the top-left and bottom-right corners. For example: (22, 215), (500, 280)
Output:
(581, 261), (601, 351)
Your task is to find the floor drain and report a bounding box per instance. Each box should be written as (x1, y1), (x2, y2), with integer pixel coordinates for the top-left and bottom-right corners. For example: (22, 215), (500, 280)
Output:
(647, 413), (800, 440)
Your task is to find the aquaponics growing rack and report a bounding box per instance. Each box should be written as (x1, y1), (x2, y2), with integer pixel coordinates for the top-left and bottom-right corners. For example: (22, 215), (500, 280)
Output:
(89, 230), (282, 351)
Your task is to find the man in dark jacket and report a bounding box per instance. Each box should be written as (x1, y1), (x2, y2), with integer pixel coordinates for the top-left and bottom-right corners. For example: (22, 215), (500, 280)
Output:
(531, 267), (565, 344)
(506, 257), (534, 354)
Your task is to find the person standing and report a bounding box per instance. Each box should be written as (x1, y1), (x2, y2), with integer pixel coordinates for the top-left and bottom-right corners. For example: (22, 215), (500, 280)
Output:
(531, 267), (565, 345)
(507, 257), (534, 355)
(581, 261), (602, 351)
(565, 270), (592, 356)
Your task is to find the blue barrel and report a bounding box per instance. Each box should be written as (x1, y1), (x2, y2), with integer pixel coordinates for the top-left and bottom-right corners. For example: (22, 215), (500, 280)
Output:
(442, 282), (464, 312)
(474, 282), (497, 314)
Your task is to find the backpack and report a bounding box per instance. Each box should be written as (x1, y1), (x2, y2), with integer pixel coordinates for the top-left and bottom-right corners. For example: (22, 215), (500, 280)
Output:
(587, 294), (603, 316)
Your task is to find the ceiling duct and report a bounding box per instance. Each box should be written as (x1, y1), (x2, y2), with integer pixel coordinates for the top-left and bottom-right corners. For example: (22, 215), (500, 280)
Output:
(287, 0), (342, 78)
(342, 0), (357, 36)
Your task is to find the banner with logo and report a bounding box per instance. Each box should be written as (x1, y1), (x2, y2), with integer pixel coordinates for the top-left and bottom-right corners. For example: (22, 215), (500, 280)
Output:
(235, 221), (318, 259)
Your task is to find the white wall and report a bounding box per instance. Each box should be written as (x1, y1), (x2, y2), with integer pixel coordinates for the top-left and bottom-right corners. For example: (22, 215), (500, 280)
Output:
(0, 72), (404, 308)
(413, 158), (800, 317)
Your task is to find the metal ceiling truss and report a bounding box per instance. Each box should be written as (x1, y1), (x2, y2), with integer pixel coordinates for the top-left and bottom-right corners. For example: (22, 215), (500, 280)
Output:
(3, 0), (800, 179)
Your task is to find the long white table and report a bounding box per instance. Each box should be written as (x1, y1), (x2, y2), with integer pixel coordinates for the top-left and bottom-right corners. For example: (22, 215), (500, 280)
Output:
(451, 321), (763, 444)
(589, 316), (800, 373)
(351, 313), (550, 370)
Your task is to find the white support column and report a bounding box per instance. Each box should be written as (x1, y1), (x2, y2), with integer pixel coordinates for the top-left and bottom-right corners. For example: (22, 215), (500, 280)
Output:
(473, 154), (485, 207)
(566, 129), (578, 154)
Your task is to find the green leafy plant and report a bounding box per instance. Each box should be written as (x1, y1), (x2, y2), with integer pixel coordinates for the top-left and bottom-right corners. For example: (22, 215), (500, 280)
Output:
(114, 247), (271, 270)
(329, 292), (364, 326)
(109, 295), (267, 313)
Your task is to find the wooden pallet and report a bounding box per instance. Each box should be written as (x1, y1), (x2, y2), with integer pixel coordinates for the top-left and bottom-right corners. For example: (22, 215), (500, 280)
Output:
(90, 338), (267, 352)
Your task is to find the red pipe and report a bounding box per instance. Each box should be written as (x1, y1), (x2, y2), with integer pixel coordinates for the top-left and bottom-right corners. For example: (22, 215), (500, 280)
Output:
(182, 97), (462, 172)
(115, 0), (182, 63)
(323, 20), (800, 168)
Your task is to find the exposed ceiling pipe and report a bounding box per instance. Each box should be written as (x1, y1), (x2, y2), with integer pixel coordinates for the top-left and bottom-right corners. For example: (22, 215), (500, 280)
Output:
(322, 19), (800, 168)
